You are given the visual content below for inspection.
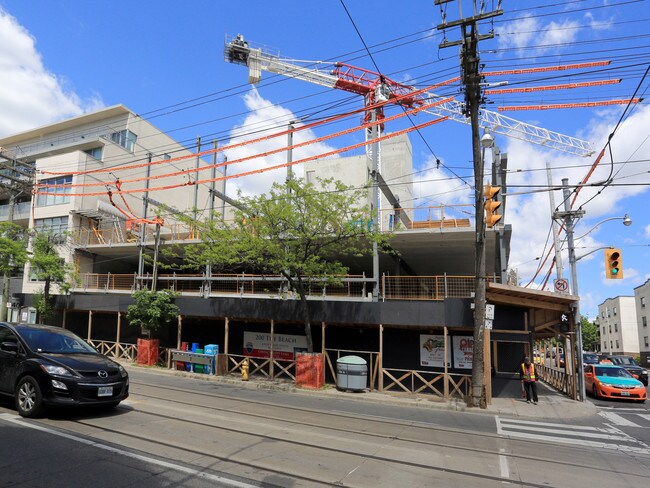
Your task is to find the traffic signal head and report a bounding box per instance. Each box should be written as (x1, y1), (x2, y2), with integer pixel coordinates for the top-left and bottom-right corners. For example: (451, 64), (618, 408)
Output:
(604, 248), (623, 279)
(484, 184), (502, 228)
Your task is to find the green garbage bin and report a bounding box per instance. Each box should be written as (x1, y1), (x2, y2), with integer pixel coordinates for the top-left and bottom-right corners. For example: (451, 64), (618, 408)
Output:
(336, 355), (367, 391)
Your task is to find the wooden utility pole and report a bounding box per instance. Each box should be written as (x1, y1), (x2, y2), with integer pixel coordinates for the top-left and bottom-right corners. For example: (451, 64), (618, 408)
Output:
(436, 0), (502, 407)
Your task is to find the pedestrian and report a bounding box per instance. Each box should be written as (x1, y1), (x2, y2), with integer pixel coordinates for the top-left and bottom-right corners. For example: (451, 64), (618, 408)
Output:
(520, 356), (538, 404)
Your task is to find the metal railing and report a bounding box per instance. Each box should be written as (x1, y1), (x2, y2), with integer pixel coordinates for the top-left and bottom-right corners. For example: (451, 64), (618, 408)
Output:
(73, 272), (499, 301)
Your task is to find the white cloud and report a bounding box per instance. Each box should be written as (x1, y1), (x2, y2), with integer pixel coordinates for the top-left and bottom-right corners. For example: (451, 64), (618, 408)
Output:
(645, 224), (650, 239)
(0, 8), (99, 137)
(223, 88), (339, 197)
(497, 15), (579, 56)
(485, 103), (650, 284)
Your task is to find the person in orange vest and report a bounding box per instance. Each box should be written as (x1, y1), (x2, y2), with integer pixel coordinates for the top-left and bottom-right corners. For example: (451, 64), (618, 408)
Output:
(520, 356), (538, 404)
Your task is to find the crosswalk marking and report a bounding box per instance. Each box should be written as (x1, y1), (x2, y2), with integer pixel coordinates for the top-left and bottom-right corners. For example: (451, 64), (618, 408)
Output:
(599, 411), (642, 427)
(496, 416), (650, 455)
(639, 414), (650, 422)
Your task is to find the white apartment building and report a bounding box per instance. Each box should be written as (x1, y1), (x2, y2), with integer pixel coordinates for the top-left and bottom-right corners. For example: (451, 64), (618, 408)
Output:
(634, 279), (650, 366)
(0, 105), (219, 312)
(597, 296), (639, 355)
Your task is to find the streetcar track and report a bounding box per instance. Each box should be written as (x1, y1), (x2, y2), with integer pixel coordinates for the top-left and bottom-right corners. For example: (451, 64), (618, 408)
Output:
(131, 379), (650, 472)
(70, 408), (556, 488)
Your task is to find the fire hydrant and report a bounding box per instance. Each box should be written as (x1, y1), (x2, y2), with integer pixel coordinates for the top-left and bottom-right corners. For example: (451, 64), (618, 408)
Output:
(241, 358), (249, 381)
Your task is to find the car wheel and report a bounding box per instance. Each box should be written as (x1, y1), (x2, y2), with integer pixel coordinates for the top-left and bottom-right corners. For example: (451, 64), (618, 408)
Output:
(15, 376), (44, 418)
(592, 384), (599, 399)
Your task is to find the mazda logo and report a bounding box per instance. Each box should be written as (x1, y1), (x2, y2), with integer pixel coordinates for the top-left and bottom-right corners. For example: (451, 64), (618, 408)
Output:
(98, 370), (108, 378)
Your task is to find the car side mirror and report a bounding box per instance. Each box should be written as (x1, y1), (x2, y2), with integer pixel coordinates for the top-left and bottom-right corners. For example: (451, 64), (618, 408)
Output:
(0, 341), (19, 354)
(585, 372), (593, 377)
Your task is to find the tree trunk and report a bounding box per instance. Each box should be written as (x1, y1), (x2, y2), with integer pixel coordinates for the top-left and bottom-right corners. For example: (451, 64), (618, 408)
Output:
(295, 275), (314, 353)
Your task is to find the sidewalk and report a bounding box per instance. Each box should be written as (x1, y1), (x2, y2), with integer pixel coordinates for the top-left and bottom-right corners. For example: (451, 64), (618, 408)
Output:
(127, 364), (598, 421)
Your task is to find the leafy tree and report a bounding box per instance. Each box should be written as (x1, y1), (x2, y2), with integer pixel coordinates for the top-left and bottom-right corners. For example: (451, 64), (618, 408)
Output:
(29, 233), (72, 322)
(126, 289), (180, 337)
(580, 316), (599, 352)
(173, 178), (391, 352)
(0, 222), (28, 321)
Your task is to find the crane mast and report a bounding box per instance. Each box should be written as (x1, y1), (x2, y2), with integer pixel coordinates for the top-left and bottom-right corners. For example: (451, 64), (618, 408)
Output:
(224, 34), (594, 157)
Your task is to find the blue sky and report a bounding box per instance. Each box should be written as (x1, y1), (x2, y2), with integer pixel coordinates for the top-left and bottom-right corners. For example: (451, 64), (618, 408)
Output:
(0, 0), (649, 320)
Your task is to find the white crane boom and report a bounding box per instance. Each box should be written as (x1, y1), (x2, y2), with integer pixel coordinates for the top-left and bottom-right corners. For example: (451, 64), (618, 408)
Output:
(224, 34), (595, 157)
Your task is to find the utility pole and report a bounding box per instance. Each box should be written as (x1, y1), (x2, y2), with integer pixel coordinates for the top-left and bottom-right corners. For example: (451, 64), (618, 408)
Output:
(287, 121), (295, 191)
(546, 163), (564, 280)
(553, 178), (586, 401)
(437, 0), (502, 407)
(137, 152), (153, 286)
(370, 109), (380, 302)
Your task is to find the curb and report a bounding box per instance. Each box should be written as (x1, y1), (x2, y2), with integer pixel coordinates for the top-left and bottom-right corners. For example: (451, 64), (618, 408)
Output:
(125, 362), (599, 420)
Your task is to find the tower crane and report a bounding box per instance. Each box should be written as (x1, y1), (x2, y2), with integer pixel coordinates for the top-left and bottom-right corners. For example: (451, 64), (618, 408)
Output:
(224, 34), (595, 157)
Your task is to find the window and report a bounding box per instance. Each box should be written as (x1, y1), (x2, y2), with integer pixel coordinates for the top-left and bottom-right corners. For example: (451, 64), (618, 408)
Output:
(84, 147), (103, 160)
(643, 316), (647, 328)
(610, 341), (613, 349)
(110, 129), (137, 152)
(641, 296), (646, 308)
(36, 176), (72, 206)
(645, 336), (649, 347)
(34, 216), (68, 236)
(613, 307), (617, 316)
(616, 340), (619, 349)
(601, 310), (605, 319)
(614, 324), (618, 333)
(609, 325), (612, 334)
(602, 326), (606, 335)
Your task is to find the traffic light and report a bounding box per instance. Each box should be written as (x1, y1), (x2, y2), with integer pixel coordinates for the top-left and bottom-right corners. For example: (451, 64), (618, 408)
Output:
(484, 184), (502, 228)
(604, 248), (623, 279)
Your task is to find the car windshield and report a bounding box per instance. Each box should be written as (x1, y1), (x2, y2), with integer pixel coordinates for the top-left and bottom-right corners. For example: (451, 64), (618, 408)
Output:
(594, 366), (633, 378)
(583, 354), (598, 362)
(612, 357), (637, 366)
(19, 328), (96, 354)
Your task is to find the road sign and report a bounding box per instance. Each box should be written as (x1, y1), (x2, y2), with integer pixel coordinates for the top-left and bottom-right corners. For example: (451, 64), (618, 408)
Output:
(485, 319), (493, 330)
(486, 304), (495, 320)
(554, 278), (569, 294)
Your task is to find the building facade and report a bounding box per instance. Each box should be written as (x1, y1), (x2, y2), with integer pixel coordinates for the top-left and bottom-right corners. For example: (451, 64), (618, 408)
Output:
(634, 279), (650, 366)
(0, 106), (580, 401)
(597, 296), (639, 355)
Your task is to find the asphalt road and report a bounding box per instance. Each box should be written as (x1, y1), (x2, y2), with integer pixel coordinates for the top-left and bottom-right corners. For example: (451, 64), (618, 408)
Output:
(0, 367), (648, 487)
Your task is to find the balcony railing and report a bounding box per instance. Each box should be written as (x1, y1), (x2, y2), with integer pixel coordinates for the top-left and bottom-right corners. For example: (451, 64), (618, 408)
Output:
(69, 205), (476, 247)
(0, 201), (31, 221)
(72, 272), (499, 301)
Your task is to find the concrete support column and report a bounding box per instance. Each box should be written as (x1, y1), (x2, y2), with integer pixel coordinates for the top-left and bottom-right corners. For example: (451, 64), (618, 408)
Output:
(444, 326), (449, 399)
(116, 312), (121, 345)
(87, 310), (93, 341)
(270, 320), (275, 379)
(177, 315), (183, 349)
(379, 323), (384, 393)
(224, 317), (229, 355)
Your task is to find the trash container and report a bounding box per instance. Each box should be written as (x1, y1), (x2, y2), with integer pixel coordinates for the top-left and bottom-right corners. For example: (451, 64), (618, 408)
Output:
(336, 355), (367, 391)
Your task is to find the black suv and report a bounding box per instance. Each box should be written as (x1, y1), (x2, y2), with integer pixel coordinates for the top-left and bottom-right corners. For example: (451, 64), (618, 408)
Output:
(601, 355), (648, 386)
(0, 323), (129, 417)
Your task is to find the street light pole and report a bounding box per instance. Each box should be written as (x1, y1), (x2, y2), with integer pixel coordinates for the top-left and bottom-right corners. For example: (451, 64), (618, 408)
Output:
(554, 180), (633, 401)
(553, 178), (586, 401)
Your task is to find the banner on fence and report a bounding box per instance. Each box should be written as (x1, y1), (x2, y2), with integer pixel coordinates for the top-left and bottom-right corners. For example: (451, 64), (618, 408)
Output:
(419, 334), (448, 367)
(452, 336), (474, 369)
(243, 331), (308, 360)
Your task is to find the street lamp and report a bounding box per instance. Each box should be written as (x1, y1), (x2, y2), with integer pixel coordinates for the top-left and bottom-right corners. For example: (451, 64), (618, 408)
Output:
(555, 200), (633, 402)
(574, 214), (632, 242)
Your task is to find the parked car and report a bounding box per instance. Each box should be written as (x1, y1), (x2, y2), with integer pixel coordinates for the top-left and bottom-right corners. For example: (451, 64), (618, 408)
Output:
(603, 355), (648, 386)
(584, 364), (647, 402)
(582, 352), (599, 365)
(0, 323), (129, 418)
